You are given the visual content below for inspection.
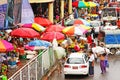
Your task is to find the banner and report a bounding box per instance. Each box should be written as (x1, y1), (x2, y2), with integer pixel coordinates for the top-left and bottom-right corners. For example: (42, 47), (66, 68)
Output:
(0, 4), (7, 13)
(0, 13), (5, 29)
(0, 4), (7, 29)
(4, 0), (22, 29)
(21, 0), (34, 24)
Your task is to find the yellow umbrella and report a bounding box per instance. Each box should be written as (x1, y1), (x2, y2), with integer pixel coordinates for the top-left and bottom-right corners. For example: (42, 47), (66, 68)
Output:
(88, 14), (98, 17)
(62, 26), (74, 35)
(88, 1), (97, 7)
(32, 23), (46, 32)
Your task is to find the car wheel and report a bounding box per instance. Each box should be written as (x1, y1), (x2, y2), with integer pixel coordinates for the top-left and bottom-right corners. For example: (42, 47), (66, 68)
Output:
(110, 48), (116, 54)
(86, 73), (89, 76)
(64, 74), (67, 78)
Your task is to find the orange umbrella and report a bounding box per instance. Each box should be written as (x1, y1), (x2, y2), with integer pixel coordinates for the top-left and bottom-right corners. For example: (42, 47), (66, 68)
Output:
(0, 40), (14, 52)
(62, 25), (89, 36)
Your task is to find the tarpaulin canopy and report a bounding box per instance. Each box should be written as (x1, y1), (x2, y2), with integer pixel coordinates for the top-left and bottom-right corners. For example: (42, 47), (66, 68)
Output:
(0, 0), (7, 5)
(4, 0), (34, 30)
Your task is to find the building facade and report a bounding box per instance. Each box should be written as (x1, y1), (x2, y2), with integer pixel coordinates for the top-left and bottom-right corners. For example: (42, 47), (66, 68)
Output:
(29, 0), (73, 23)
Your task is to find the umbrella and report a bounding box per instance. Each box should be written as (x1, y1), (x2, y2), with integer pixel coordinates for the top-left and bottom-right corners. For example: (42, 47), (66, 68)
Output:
(25, 45), (47, 51)
(62, 25), (88, 36)
(22, 23), (46, 32)
(0, 40), (14, 52)
(34, 17), (53, 27)
(28, 40), (51, 47)
(10, 28), (40, 38)
(74, 24), (91, 30)
(65, 19), (84, 26)
(41, 32), (65, 41)
(72, 1), (89, 8)
(77, 18), (90, 26)
(88, 14), (98, 17)
(45, 25), (65, 32)
(87, 1), (97, 7)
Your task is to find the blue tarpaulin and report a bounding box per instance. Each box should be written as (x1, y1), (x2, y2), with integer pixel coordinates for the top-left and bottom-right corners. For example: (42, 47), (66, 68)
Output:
(105, 34), (120, 44)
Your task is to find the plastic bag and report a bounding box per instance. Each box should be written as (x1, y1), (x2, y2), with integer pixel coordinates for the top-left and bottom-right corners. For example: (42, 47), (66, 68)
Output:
(105, 60), (109, 68)
(54, 47), (66, 59)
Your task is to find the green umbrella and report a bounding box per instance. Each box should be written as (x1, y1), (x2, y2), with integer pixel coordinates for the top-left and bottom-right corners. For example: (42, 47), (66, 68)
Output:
(78, 1), (89, 8)
(72, 1), (89, 8)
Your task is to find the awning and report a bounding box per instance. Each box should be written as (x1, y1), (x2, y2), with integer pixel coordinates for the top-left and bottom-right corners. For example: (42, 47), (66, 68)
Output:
(29, 0), (54, 3)
(0, 0), (7, 5)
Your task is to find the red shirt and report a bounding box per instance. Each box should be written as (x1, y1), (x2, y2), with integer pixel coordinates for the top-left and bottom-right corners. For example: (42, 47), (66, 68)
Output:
(87, 36), (92, 44)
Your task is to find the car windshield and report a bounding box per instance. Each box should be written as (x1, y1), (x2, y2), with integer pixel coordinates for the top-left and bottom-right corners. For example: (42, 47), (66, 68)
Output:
(67, 58), (85, 64)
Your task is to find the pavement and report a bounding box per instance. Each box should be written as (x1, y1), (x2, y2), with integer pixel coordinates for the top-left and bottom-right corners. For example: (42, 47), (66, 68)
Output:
(42, 64), (58, 80)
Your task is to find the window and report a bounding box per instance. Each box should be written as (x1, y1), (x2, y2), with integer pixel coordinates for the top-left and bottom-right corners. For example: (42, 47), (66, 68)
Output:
(67, 58), (85, 64)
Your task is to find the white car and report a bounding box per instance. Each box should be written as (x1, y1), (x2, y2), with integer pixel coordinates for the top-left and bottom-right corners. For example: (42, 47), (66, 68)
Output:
(64, 52), (89, 78)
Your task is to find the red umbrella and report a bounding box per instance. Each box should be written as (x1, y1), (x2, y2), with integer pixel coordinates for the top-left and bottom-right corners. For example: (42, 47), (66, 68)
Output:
(41, 32), (65, 41)
(10, 28), (40, 38)
(45, 25), (65, 32)
(34, 17), (53, 27)
(72, 1), (79, 7)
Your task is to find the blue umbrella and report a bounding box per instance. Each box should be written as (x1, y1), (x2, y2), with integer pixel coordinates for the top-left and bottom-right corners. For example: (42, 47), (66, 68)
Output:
(28, 40), (51, 47)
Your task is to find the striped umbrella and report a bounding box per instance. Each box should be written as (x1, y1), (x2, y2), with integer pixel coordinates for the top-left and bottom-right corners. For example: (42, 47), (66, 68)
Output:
(22, 23), (46, 32)
(62, 25), (89, 36)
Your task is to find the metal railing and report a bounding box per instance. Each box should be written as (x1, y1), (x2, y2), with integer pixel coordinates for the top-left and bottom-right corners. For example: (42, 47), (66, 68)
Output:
(8, 12), (75, 80)
(56, 13), (74, 25)
(8, 47), (56, 80)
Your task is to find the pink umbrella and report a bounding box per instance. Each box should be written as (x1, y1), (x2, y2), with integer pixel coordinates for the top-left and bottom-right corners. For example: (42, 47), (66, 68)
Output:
(0, 40), (14, 52)
(22, 23), (32, 28)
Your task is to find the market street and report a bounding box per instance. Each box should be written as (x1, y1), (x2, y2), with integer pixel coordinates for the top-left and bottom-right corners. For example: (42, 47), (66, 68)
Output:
(49, 55), (120, 80)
